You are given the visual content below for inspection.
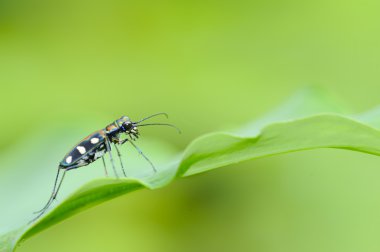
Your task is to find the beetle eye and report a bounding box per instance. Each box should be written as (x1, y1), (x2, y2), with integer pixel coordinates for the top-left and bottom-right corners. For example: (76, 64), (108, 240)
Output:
(123, 122), (133, 130)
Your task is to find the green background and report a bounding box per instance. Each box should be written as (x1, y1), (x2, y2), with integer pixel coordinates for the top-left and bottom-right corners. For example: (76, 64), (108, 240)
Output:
(1, 0), (380, 251)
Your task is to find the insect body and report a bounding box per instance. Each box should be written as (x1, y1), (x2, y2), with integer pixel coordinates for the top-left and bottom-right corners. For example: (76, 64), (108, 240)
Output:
(60, 130), (107, 170)
(32, 113), (179, 223)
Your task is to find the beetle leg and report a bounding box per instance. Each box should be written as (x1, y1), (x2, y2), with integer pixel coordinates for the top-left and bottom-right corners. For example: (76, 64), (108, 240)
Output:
(51, 169), (67, 201)
(105, 137), (119, 178)
(114, 144), (127, 177)
(128, 133), (136, 141)
(128, 140), (157, 173)
(33, 166), (63, 214)
(32, 162), (88, 218)
(101, 156), (108, 177)
(30, 168), (68, 223)
(111, 136), (119, 144)
(119, 138), (129, 145)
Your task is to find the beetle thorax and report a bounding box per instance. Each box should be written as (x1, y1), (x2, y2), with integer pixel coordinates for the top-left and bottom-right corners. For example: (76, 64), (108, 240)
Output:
(105, 116), (139, 139)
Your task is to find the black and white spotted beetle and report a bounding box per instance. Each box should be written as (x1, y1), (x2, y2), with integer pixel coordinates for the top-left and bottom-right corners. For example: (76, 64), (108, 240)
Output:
(32, 113), (179, 222)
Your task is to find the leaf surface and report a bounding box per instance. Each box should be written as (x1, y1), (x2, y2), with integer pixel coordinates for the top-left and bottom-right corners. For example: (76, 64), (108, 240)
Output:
(1, 88), (380, 252)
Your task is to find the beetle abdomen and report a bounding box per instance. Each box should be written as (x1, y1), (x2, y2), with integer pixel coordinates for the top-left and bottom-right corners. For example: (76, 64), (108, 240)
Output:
(60, 130), (107, 168)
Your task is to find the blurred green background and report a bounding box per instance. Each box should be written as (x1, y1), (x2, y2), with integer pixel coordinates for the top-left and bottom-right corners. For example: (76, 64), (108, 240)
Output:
(1, 0), (380, 251)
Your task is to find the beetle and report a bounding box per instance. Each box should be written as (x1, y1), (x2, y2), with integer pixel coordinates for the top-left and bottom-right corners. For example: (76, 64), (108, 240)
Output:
(31, 113), (179, 222)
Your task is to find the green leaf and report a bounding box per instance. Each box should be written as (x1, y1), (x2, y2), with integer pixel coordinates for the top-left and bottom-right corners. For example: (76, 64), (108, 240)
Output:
(2, 88), (380, 252)
(178, 115), (380, 177)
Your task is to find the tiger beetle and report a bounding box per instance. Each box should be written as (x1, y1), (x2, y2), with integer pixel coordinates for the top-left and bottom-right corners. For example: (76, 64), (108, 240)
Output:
(31, 113), (180, 223)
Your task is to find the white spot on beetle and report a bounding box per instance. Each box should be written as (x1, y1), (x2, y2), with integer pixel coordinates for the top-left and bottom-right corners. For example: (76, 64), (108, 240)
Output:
(91, 137), (99, 144)
(77, 146), (86, 154)
(66, 156), (72, 164)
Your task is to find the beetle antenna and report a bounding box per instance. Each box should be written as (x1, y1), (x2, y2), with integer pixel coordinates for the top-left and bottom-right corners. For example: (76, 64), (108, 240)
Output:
(136, 112), (168, 123)
(137, 123), (181, 134)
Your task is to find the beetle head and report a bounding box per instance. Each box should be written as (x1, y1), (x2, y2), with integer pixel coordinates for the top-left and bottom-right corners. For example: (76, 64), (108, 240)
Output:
(117, 116), (139, 137)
